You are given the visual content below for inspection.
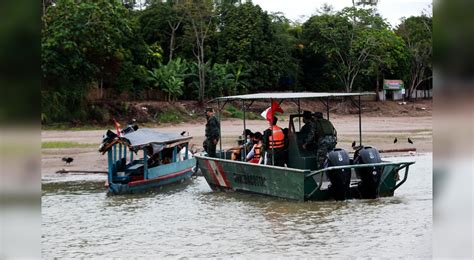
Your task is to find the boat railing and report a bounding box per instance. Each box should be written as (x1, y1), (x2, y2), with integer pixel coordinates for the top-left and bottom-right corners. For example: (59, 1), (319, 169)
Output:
(107, 142), (135, 183)
(304, 161), (415, 199)
(109, 141), (196, 183)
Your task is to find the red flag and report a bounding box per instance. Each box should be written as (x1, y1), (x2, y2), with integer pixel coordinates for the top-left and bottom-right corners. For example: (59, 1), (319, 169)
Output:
(263, 100), (284, 124)
(113, 118), (122, 137)
(271, 100), (284, 114)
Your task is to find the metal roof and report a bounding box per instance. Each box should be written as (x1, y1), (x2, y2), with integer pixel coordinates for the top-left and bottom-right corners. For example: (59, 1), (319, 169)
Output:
(122, 128), (192, 148)
(209, 92), (375, 102)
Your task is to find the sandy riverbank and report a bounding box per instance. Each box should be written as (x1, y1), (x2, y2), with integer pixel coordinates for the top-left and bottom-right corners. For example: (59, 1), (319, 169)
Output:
(42, 115), (431, 176)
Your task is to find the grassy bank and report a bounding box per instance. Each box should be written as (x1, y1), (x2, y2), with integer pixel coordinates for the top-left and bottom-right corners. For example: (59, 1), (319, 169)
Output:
(42, 141), (98, 149)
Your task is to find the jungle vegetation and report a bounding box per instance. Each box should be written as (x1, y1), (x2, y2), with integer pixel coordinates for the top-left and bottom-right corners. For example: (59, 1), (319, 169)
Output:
(41, 0), (432, 123)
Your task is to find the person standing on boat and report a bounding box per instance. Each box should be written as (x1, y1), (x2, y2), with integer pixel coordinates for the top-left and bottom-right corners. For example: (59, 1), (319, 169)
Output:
(313, 112), (337, 168)
(263, 116), (286, 166)
(204, 107), (220, 157)
(301, 110), (317, 152)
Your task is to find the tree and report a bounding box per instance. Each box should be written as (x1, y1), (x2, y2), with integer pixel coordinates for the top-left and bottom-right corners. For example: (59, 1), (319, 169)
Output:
(396, 15), (432, 100)
(42, 0), (55, 17)
(147, 58), (188, 101)
(42, 0), (140, 86)
(139, 2), (186, 63)
(303, 7), (391, 94)
(42, 0), (150, 121)
(364, 29), (408, 100)
(208, 62), (249, 97)
(215, 2), (297, 92)
(182, 0), (215, 102)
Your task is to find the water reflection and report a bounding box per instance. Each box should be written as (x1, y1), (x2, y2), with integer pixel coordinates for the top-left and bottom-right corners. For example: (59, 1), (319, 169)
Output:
(42, 154), (432, 258)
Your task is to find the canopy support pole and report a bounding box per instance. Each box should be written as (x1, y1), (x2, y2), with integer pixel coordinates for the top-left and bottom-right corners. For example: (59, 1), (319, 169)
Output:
(246, 100), (255, 110)
(326, 96), (330, 120)
(107, 149), (113, 185)
(113, 145), (116, 171)
(143, 148), (148, 180)
(242, 100), (247, 160)
(271, 99), (275, 166)
(218, 99), (222, 159)
(218, 100), (228, 111)
(185, 143), (189, 160)
(118, 144), (122, 165)
(358, 95), (362, 146)
(297, 99), (301, 131)
(123, 144), (127, 164)
(172, 146), (177, 162)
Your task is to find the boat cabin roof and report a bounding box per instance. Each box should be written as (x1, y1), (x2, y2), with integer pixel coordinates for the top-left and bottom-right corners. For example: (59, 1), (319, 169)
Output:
(122, 128), (192, 149)
(210, 92), (375, 102)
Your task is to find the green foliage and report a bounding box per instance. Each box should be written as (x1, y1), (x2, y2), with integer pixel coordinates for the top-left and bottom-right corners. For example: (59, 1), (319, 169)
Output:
(41, 0), (432, 125)
(87, 104), (111, 123)
(302, 7), (406, 93)
(148, 58), (189, 101)
(223, 104), (243, 119)
(207, 62), (249, 98)
(42, 141), (97, 149)
(139, 2), (186, 62)
(215, 2), (298, 92)
(157, 108), (183, 123)
(222, 104), (260, 119)
(42, 0), (135, 85)
(396, 15), (432, 97)
(41, 88), (88, 123)
(42, 0), (152, 121)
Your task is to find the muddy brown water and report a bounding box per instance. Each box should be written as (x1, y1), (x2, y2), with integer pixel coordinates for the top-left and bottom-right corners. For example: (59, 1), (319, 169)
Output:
(42, 154), (432, 258)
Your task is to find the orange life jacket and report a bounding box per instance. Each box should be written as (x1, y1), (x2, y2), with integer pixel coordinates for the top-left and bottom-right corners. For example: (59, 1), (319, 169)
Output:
(269, 125), (285, 149)
(250, 143), (262, 163)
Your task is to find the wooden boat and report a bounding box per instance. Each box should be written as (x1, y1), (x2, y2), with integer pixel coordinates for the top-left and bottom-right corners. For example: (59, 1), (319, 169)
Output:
(99, 127), (196, 195)
(195, 92), (415, 201)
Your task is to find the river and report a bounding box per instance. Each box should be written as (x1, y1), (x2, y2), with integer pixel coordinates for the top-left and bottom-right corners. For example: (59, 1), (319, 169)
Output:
(42, 153), (432, 258)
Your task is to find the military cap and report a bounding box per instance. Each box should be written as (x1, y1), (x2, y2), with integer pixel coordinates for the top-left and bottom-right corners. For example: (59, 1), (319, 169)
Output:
(303, 110), (312, 119)
(313, 112), (323, 118)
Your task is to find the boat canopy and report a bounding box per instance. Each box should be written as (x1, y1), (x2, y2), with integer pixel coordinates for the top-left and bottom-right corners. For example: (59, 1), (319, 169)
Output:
(209, 92), (375, 102)
(121, 129), (192, 150)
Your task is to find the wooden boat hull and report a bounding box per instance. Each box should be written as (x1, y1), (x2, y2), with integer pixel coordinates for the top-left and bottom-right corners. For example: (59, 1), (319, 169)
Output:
(108, 158), (196, 195)
(195, 155), (413, 201)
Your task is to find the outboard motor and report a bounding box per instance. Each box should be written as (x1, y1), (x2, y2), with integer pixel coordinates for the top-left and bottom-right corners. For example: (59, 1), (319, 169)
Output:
(354, 146), (383, 199)
(121, 124), (139, 135)
(326, 148), (351, 201)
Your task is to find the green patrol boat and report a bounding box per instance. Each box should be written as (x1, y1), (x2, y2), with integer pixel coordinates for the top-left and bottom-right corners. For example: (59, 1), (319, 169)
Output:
(195, 92), (415, 201)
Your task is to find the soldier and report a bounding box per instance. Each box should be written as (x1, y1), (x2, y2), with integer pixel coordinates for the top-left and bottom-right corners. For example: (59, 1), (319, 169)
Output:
(313, 112), (337, 168)
(300, 110), (317, 151)
(204, 107), (220, 157)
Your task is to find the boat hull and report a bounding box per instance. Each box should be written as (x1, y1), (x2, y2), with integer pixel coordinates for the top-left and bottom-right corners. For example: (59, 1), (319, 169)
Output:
(108, 158), (196, 195)
(195, 155), (413, 201)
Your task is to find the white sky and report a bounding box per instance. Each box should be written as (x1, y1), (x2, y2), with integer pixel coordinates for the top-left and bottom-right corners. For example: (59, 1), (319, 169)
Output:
(251, 0), (432, 27)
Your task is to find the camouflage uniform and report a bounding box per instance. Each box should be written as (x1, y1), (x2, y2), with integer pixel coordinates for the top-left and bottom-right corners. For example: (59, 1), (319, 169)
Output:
(314, 118), (337, 168)
(204, 115), (220, 157)
(300, 120), (317, 151)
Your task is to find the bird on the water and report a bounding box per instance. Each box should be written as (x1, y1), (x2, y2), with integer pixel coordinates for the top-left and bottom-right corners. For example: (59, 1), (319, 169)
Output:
(408, 138), (413, 144)
(351, 141), (356, 148)
(62, 157), (74, 165)
(393, 137), (398, 143)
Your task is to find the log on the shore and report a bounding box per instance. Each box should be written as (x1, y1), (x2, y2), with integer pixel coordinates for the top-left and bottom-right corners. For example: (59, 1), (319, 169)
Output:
(378, 148), (416, 153)
(56, 169), (108, 174)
